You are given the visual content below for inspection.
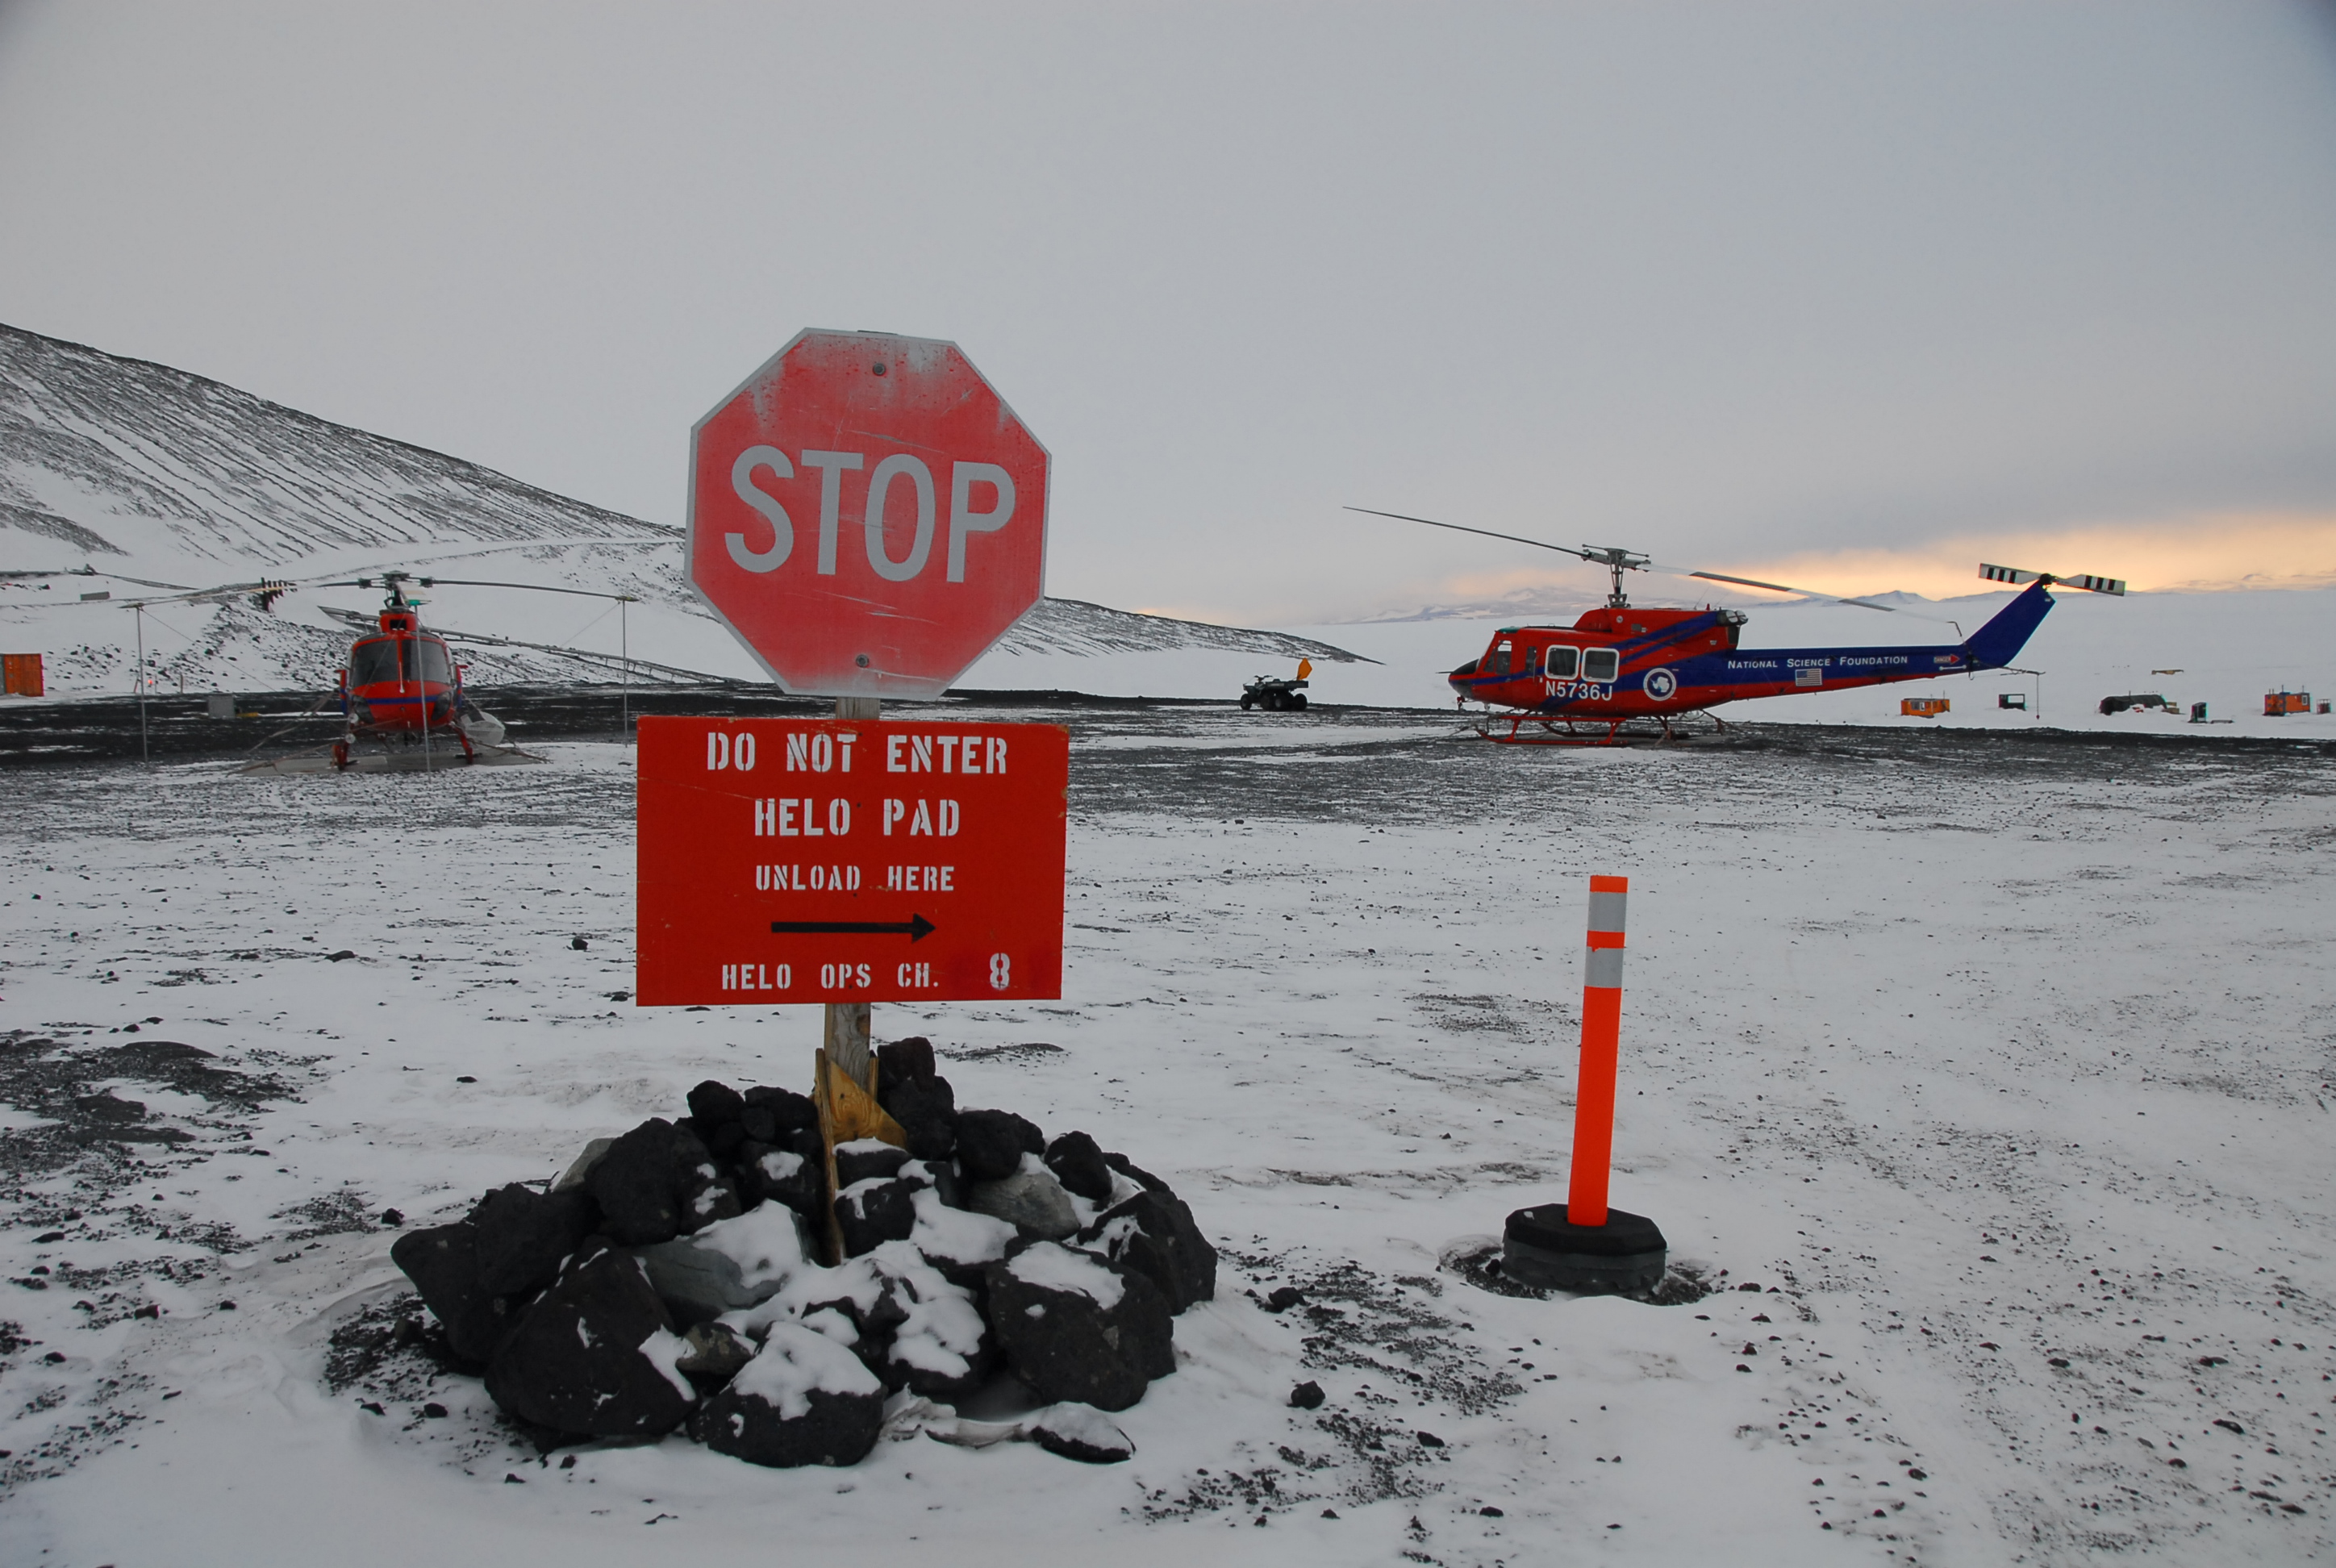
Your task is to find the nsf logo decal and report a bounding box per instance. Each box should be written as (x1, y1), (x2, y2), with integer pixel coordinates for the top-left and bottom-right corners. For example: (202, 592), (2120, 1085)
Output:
(1643, 667), (1679, 702)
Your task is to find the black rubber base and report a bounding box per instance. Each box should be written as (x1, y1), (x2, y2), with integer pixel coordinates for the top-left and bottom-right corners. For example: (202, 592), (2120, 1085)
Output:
(1501, 1204), (1667, 1293)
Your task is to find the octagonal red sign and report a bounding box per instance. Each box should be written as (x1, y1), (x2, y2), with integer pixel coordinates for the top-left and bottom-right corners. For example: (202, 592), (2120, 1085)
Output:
(687, 330), (1049, 699)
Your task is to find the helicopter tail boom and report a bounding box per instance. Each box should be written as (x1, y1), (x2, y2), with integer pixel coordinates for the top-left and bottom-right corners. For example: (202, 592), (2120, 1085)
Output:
(1959, 578), (2056, 669)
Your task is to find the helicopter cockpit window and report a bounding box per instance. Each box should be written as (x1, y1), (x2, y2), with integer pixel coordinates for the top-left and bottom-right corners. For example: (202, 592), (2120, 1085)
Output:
(1544, 645), (1579, 679)
(1583, 648), (1620, 682)
(348, 640), (399, 687)
(410, 640), (454, 685)
(1488, 640), (1512, 677)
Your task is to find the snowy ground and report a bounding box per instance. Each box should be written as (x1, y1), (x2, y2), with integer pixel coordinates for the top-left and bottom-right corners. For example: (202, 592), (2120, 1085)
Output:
(0, 711), (2331, 1566)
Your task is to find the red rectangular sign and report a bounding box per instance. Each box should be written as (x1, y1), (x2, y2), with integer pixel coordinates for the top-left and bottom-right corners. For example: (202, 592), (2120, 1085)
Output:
(636, 716), (1067, 1005)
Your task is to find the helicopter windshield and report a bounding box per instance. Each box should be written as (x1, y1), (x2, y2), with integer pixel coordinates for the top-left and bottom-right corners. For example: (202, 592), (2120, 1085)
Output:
(349, 637), (453, 686)
(349, 640), (399, 686)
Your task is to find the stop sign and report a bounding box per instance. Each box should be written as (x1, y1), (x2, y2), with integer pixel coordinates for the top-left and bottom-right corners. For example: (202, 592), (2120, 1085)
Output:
(687, 330), (1049, 699)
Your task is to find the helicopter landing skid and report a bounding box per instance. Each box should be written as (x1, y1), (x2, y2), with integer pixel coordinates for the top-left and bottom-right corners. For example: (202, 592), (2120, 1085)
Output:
(1473, 712), (1715, 748)
(240, 741), (546, 776)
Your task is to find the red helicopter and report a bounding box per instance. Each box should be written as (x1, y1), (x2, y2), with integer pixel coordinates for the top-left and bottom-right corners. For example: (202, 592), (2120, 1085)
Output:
(1350, 508), (2124, 744)
(32, 563), (638, 771)
(294, 567), (650, 771)
(321, 572), (499, 768)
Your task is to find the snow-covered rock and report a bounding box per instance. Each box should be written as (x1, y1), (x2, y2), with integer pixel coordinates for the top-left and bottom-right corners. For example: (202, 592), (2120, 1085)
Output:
(983, 1240), (1175, 1412)
(688, 1320), (885, 1468)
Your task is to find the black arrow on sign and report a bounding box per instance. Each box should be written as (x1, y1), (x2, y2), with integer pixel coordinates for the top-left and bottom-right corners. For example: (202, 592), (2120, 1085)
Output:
(770, 915), (936, 942)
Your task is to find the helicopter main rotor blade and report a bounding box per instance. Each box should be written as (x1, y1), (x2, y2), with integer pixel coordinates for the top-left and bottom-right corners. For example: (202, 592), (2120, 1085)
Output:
(1672, 567), (1900, 612)
(1345, 505), (1980, 632)
(1344, 507), (1599, 562)
(415, 577), (639, 602)
(1349, 506), (1922, 612)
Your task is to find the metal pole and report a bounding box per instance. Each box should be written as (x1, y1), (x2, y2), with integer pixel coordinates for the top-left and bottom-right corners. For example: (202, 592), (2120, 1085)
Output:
(135, 604), (148, 765)
(419, 624), (433, 773)
(621, 596), (631, 744)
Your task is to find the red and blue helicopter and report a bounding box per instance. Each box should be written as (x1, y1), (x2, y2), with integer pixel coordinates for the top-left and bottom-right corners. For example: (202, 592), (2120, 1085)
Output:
(1350, 508), (2124, 745)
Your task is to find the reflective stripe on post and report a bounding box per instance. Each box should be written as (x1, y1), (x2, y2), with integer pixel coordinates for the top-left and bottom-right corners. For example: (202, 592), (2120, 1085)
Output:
(1567, 874), (1628, 1228)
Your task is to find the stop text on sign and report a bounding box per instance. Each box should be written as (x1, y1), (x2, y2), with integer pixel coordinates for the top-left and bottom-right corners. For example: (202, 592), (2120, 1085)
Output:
(725, 446), (1016, 584)
(636, 716), (1067, 1005)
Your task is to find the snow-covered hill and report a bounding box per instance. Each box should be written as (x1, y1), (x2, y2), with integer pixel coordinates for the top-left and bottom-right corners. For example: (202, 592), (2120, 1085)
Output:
(0, 323), (1362, 699)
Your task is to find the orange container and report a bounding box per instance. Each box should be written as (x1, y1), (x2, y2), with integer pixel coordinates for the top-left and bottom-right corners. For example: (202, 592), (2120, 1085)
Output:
(2, 653), (43, 697)
(2264, 691), (2312, 716)
(1900, 696), (1950, 717)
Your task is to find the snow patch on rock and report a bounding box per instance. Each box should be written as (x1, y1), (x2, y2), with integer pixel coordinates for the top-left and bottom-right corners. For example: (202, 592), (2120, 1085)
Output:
(1007, 1241), (1125, 1309)
(732, 1321), (882, 1421)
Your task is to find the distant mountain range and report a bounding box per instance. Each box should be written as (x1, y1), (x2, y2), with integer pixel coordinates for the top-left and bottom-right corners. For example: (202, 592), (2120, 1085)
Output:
(0, 323), (1361, 695)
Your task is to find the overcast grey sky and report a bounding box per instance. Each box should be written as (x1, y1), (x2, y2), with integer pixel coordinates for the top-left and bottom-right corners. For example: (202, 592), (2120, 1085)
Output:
(2, 1), (2333, 623)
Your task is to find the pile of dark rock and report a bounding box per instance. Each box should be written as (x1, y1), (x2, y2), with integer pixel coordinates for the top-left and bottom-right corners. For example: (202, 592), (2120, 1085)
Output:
(390, 1038), (1215, 1468)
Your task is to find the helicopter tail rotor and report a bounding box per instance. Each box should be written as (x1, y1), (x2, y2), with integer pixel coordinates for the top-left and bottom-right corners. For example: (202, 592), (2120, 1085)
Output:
(1981, 563), (2125, 596)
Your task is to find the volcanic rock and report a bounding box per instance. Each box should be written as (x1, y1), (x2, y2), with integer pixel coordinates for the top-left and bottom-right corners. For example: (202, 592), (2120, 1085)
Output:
(1025, 1402), (1135, 1463)
(675, 1321), (757, 1382)
(742, 1085), (820, 1148)
(586, 1119), (720, 1246)
(876, 1036), (936, 1095)
(968, 1169), (1081, 1241)
(550, 1136), (614, 1194)
(983, 1241), (1175, 1412)
(689, 1320), (884, 1468)
(469, 1183), (596, 1298)
(635, 1236), (764, 1326)
(1076, 1187), (1217, 1313)
(1043, 1130), (1114, 1203)
(907, 1185), (1018, 1295)
(390, 1220), (505, 1364)
(739, 1143), (824, 1217)
(881, 1075), (957, 1162)
(955, 1108), (1043, 1182)
(1095, 1155), (1216, 1307)
(650, 1203), (812, 1324)
(837, 1176), (920, 1257)
(679, 1166), (743, 1233)
(686, 1078), (746, 1127)
(833, 1138), (911, 1188)
(870, 1247), (992, 1401)
(905, 1157), (962, 1209)
(483, 1245), (695, 1439)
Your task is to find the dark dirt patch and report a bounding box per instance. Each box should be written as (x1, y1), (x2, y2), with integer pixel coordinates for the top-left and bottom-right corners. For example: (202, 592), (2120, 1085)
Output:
(275, 1186), (389, 1244)
(0, 1032), (310, 1195)
(1136, 1251), (1517, 1521)
(943, 1042), (1066, 1063)
(325, 1291), (469, 1397)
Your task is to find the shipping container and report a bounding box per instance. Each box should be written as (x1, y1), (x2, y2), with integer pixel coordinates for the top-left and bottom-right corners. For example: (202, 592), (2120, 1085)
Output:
(2, 653), (43, 697)
(1900, 696), (1950, 717)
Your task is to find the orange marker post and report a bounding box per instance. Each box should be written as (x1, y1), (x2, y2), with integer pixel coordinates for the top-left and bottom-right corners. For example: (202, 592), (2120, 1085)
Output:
(1566, 875), (1627, 1228)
